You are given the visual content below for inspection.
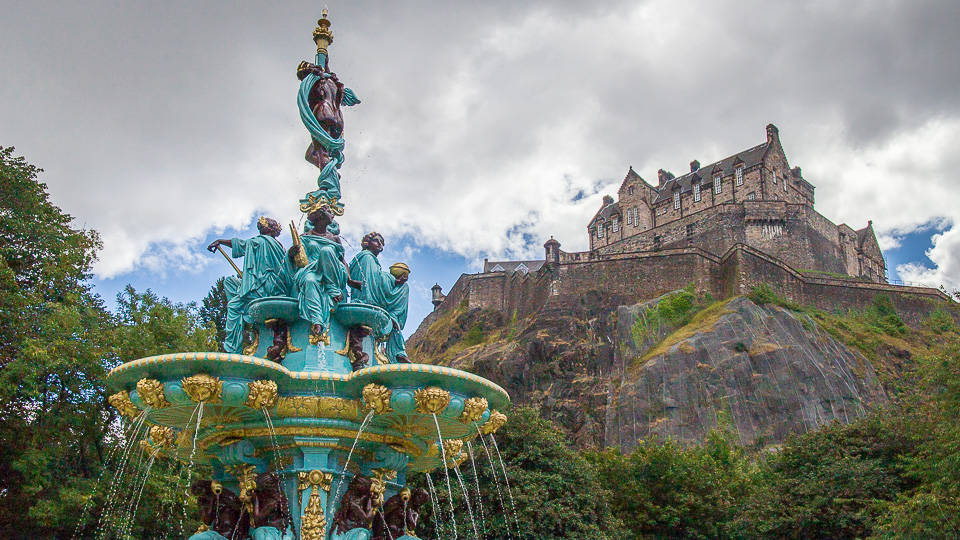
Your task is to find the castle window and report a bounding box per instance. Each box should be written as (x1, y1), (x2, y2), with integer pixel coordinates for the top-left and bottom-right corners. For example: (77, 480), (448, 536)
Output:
(653, 235), (661, 251)
(693, 183), (701, 202)
(628, 186), (635, 195)
(598, 223), (604, 238)
(613, 216), (619, 233)
(714, 175), (722, 194)
(626, 208), (633, 226)
(747, 191), (756, 200)
(686, 224), (694, 241)
(735, 166), (744, 186)
(771, 170), (777, 184)
(673, 191), (680, 210)
(633, 206), (639, 226)
(515, 263), (529, 274)
(783, 178), (788, 192)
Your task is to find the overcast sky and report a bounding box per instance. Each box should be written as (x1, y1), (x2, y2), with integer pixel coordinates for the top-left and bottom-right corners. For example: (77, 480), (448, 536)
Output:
(3, 0), (959, 332)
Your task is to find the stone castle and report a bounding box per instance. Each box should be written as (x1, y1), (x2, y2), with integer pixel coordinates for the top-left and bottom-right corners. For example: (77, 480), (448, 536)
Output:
(420, 124), (944, 329)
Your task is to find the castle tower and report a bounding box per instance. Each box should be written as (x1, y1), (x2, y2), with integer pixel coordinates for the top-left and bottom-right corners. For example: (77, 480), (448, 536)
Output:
(431, 283), (446, 310)
(544, 237), (561, 271)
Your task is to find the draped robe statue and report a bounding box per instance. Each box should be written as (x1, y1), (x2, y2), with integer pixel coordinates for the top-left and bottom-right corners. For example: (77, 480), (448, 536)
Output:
(349, 232), (409, 363)
(290, 205), (350, 341)
(208, 218), (292, 354)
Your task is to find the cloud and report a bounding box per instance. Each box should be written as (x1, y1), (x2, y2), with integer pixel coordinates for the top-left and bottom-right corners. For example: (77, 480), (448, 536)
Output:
(2, 0), (960, 288)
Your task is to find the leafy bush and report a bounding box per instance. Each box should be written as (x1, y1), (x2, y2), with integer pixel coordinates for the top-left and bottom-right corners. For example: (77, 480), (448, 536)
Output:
(463, 322), (484, 346)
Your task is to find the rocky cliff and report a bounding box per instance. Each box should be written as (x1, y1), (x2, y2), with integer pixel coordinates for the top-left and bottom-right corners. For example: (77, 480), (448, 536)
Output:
(407, 288), (931, 450)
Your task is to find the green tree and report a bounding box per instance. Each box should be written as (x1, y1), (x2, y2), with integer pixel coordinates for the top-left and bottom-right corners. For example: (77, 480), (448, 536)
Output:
(201, 276), (229, 351)
(592, 421), (750, 540)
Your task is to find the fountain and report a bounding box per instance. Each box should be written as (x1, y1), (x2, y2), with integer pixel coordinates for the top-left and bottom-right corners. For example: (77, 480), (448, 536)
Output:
(105, 12), (510, 540)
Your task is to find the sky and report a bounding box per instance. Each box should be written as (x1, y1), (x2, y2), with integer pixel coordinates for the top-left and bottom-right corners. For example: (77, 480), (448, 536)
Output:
(2, 0), (959, 335)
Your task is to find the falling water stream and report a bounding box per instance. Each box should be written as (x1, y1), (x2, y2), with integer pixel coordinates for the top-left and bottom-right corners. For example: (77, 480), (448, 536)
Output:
(432, 413), (459, 540)
(466, 441), (487, 535)
(424, 472), (445, 539)
(261, 408), (293, 524)
(475, 427), (511, 540)
(121, 452), (157, 538)
(326, 409), (376, 523)
(489, 434), (521, 535)
(453, 466), (480, 540)
(95, 410), (151, 540)
(72, 411), (146, 540)
(178, 403), (204, 536)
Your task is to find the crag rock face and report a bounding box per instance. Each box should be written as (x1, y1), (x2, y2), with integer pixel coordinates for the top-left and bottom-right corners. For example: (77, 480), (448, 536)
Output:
(408, 293), (889, 450)
(607, 297), (887, 451)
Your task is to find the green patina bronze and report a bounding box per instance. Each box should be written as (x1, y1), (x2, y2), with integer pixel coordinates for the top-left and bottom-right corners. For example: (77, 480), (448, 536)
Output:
(106, 12), (509, 540)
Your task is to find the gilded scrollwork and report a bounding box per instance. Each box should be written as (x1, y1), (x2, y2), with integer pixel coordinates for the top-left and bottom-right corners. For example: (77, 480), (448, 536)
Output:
(459, 397), (488, 424)
(109, 391), (140, 419)
(362, 383), (393, 415)
(481, 409), (508, 435)
(246, 380), (279, 409)
(182, 374), (223, 403)
(275, 396), (360, 421)
(136, 378), (169, 409)
(414, 387), (451, 415)
(298, 470), (333, 540)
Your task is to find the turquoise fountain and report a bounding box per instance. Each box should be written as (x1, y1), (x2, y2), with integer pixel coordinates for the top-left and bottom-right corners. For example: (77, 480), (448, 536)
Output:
(106, 12), (509, 540)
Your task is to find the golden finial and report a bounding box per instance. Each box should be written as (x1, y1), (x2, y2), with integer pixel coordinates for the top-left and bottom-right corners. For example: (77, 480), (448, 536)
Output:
(313, 9), (334, 56)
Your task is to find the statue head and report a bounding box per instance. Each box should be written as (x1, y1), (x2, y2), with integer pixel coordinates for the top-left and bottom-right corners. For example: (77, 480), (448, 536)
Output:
(361, 232), (385, 255)
(306, 205), (335, 230)
(257, 217), (282, 237)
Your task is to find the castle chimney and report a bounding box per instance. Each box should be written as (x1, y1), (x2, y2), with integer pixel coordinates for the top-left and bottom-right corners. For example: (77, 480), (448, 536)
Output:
(657, 169), (674, 187)
(766, 123), (780, 144)
(690, 160), (700, 172)
(602, 195), (614, 206)
(431, 284), (445, 310)
(792, 166), (802, 178)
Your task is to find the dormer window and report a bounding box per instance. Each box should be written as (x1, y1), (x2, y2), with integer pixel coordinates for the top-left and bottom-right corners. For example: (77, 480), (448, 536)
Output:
(613, 215), (620, 232)
(714, 175), (722, 194)
(673, 191), (680, 210)
(598, 223), (604, 238)
(693, 183), (701, 202)
(735, 166), (744, 186)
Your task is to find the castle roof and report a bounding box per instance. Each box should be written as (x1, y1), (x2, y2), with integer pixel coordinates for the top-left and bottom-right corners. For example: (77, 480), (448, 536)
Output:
(590, 200), (621, 226)
(483, 260), (544, 274)
(652, 142), (769, 204)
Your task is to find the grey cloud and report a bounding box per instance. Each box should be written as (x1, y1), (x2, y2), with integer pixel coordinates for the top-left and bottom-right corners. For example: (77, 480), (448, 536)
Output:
(2, 0), (960, 285)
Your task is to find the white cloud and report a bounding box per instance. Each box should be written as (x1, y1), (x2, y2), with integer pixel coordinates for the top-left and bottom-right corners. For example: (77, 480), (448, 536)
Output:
(3, 0), (960, 287)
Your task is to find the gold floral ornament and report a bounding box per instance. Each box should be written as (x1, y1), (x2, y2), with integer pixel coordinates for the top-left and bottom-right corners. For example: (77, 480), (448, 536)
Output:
(481, 410), (508, 435)
(362, 383), (393, 415)
(109, 391), (140, 419)
(298, 470), (333, 540)
(242, 325), (259, 356)
(182, 374), (223, 403)
(246, 380), (279, 409)
(441, 439), (467, 468)
(459, 397), (488, 424)
(136, 378), (169, 409)
(414, 387), (451, 415)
